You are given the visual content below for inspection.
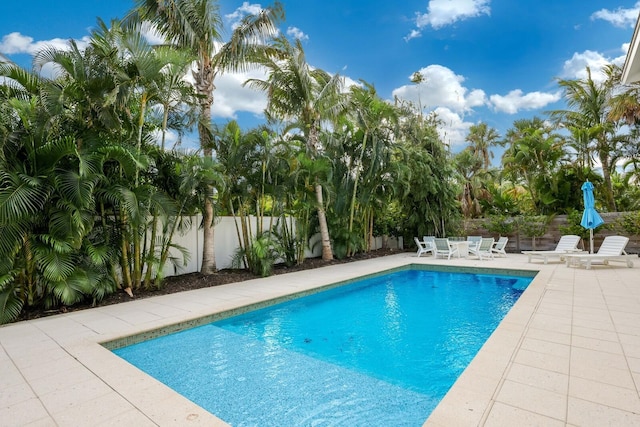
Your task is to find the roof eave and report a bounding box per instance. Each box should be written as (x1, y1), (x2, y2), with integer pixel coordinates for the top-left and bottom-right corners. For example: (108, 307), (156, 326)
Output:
(621, 12), (640, 84)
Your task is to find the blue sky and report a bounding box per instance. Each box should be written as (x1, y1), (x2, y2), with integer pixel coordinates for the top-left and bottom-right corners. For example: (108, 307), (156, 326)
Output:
(1, 1), (639, 150)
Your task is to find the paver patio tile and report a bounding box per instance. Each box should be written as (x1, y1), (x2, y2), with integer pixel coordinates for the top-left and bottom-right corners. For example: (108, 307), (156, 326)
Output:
(505, 362), (569, 394)
(571, 334), (624, 354)
(494, 379), (567, 421)
(483, 402), (565, 427)
(569, 376), (640, 413)
(513, 348), (570, 375)
(567, 396), (640, 426)
(571, 325), (619, 342)
(525, 327), (571, 345)
(520, 337), (570, 358)
(0, 397), (50, 426)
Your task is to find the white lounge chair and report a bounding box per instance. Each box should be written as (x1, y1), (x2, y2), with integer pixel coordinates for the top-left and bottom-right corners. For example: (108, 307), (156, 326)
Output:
(433, 238), (458, 260)
(469, 237), (494, 260)
(491, 236), (508, 257)
(521, 235), (583, 264)
(414, 237), (434, 257)
(564, 235), (636, 269)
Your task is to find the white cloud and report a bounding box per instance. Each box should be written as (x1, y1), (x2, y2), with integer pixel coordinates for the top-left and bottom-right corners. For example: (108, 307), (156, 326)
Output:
(210, 67), (269, 119)
(392, 65), (486, 113)
(591, 2), (640, 28)
(0, 32), (93, 79)
(612, 45), (629, 67)
(140, 22), (166, 45)
(286, 26), (308, 41)
(225, 2), (265, 30)
(404, 29), (422, 42)
(390, 64), (563, 147)
(407, 0), (490, 39)
(0, 32), (33, 54)
(431, 107), (473, 148)
(561, 49), (626, 82)
(0, 31), (91, 57)
(391, 65), (488, 147)
(489, 90), (561, 114)
(341, 74), (361, 92)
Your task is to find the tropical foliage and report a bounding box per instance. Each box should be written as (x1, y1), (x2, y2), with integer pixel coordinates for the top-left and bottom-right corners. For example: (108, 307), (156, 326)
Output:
(1, 1), (639, 323)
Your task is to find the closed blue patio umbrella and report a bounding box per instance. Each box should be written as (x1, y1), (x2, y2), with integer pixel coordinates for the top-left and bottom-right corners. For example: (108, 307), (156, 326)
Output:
(580, 180), (604, 253)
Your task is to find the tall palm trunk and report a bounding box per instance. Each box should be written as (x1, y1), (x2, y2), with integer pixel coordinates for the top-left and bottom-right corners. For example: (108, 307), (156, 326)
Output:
(196, 58), (217, 274)
(598, 147), (617, 211)
(130, 93), (149, 286)
(347, 131), (368, 256)
(308, 127), (333, 261)
(22, 237), (35, 306)
(314, 181), (333, 261)
(201, 188), (216, 274)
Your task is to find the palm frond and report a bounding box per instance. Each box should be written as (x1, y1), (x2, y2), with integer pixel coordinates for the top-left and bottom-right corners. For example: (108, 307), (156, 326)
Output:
(38, 234), (74, 254)
(0, 221), (27, 257)
(49, 269), (92, 305)
(0, 279), (23, 324)
(33, 243), (76, 282)
(85, 242), (115, 267)
(0, 171), (50, 221)
(55, 170), (96, 209)
(167, 241), (191, 268)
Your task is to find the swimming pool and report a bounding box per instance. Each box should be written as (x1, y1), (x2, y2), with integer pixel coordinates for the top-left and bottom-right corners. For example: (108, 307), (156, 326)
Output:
(113, 268), (532, 426)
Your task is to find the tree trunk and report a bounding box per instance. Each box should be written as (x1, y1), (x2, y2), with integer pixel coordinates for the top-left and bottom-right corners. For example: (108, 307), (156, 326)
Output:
(347, 131), (368, 256)
(196, 60), (217, 275)
(315, 181), (333, 261)
(599, 150), (617, 211)
(200, 193), (216, 274)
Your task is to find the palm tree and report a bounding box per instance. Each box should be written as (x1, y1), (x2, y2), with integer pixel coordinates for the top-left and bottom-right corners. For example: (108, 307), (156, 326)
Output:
(393, 107), (459, 238)
(125, 0), (284, 274)
(501, 118), (567, 213)
(245, 36), (347, 261)
(454, 149), (485, 218)
(550, 67), (620, 211)
(0, 63), (116, 323)
(465, 122), (500, 170)
(212, 121), (263, 269)
(343, 82), (399, 254)
(607, 64), (640, 125)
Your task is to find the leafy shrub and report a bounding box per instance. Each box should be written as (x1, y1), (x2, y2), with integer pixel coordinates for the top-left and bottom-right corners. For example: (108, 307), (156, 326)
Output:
(483, 215), (516, 236)
(615, 211), (640, 235)
(232, 232), (283, 277)
(559, 209), (598, 239)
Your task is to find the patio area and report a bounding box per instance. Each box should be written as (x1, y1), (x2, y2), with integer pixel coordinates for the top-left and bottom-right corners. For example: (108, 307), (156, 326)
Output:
(1, 252), (640, 426)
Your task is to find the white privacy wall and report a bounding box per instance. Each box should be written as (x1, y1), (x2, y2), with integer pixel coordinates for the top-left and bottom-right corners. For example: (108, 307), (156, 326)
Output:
(164, 215), (403, 275)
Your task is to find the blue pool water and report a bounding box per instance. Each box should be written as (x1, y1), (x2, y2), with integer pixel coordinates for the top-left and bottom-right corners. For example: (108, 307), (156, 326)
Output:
(113, 268), (532, 426)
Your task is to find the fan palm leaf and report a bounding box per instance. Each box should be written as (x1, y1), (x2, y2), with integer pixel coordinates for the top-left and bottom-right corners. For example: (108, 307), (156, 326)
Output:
(0, 277), (23, 324)
(0, 172), (50, 221)
(49, 270), (93, 306)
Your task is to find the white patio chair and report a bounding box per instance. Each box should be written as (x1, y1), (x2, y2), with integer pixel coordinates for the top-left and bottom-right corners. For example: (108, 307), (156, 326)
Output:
(414, 237), (434, 257)
(433, 238), (458, 260)
(466, 235), (482, 252)
(470, 238), (494, 260)
(491, 236), (508, 257)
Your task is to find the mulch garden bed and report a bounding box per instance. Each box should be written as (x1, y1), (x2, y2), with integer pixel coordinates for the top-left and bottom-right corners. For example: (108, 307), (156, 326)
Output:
(15, 248), (406, 322)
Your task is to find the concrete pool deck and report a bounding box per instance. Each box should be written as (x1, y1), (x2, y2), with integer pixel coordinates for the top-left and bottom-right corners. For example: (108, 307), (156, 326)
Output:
(1, 252), (640, 426)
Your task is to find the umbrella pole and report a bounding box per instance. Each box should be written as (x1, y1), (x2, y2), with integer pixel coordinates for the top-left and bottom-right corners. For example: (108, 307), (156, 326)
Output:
(590, 229), (594, 254)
